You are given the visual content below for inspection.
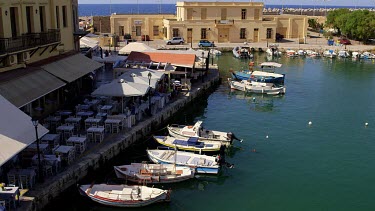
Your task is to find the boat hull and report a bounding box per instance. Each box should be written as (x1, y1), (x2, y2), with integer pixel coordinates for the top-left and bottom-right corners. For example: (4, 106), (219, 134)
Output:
(229, 79), (286, 95)
(147, 150), (220, 174)
(167, 127), (232, 147)
(79, 184), (170, 208)
(154, 136), (221, 152)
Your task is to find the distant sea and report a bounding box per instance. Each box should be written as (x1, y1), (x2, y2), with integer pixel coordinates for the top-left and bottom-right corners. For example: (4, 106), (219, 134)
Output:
(78, 4), (374, 16)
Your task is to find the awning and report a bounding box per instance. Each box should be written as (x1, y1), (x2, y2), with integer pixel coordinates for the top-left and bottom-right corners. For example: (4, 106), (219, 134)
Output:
(0, 95), (48, 166)
(42, 54), (104, 83)
(0, 68), (66, 108)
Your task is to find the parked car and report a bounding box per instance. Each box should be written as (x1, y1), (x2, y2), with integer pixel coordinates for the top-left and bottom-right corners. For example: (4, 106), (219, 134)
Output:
(338, 38), (351, 45)
(198, 40), (214, 47)
(166, 37), (184, 45)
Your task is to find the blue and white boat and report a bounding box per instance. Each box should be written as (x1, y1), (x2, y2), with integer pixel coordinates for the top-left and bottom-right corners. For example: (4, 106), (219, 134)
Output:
(153, 136), (221, 152)
(231, 62), (285, 85)
(147, 149), (220, 174)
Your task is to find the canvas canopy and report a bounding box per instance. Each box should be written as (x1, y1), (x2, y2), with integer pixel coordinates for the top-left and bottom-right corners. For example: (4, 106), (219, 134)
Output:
(118, 74), (159, 89)
(115, 69), (165, 80)
(80, 36), (99, 50)
(118, 42), (155, 55)
(91, 79), (150, 97)
(0, 95), (48, 166)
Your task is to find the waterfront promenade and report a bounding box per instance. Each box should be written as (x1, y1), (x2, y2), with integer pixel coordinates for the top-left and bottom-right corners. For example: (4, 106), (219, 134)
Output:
(141, 31), (375, 53)
(17, 65), (220, 211)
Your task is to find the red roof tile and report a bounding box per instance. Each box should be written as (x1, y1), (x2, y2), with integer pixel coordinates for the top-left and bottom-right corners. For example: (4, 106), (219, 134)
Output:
(127, 52), (196, 67)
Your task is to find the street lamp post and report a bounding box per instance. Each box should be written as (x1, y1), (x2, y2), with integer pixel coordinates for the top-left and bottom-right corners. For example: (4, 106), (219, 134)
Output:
(201, 52), (205, 83)
(31, 117), (43, 182)
(148, 72), (152, 116)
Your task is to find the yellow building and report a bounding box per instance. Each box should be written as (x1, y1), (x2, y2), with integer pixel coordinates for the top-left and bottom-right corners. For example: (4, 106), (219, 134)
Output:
(111, 14), (176, 41)
(110, 1), (307, 43)
(0, 0), (102, 117)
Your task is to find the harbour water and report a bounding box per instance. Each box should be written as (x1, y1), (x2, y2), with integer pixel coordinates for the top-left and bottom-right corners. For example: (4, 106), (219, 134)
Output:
(45, 53), (375, 210)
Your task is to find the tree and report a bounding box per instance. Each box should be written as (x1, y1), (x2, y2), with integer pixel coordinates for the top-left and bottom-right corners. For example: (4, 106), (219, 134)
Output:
(326, 8), (350, 35)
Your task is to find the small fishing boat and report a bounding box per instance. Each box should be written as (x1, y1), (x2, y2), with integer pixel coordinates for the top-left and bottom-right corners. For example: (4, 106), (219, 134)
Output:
(338, 50), (350, 58)
(233, 46), (253, 58)
(323, 50), (337, 58)
(114, 163), (194, 184)
(210, 48), (222, 56)
(153, 136), (221, 152)
(286, 49), (298, 57)
(231, 62), (285, 84)
(266, 44), (282, 57)
(228, 78), (286, 95)
(147, 149), (221, 174)
(79, 184), (171, 208)
(167, 121), (238, 146)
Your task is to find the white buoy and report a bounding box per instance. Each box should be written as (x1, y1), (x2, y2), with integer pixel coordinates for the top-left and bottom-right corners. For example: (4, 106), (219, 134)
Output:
(308, 121), (312, 125)
(252, 97), (256, 102)
(266, 135), (269, 139)
(365, 122), (369, 126)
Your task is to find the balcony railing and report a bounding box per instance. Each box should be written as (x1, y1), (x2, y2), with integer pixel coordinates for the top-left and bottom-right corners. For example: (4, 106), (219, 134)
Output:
(0, 29), (60, 55)
(214, 19), (234, 25)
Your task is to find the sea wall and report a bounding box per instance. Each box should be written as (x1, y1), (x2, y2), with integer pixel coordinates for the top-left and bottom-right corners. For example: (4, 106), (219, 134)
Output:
(26, 70), (220, 211)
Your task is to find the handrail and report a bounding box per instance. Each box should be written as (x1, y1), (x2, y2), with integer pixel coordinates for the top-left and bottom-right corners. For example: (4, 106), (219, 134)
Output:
(0, 29), (61, 54)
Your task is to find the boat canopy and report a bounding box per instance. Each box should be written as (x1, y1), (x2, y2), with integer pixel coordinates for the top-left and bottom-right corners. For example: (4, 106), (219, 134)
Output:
(260, 62), (282, 68)
(251, 71), (284, 78)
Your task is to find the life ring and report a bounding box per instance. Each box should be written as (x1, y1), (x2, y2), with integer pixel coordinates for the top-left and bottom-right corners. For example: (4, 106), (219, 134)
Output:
(188, 126), (193, 129)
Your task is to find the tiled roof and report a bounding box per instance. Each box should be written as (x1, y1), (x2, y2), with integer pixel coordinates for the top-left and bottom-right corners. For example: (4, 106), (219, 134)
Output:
(127, 52), (196, 67)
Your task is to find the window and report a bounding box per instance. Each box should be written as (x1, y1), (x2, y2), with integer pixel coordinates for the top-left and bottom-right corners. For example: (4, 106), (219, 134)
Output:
(267, 28), (272, 39)
(153, 26), (159, 36)
(240, 28), (246, 39)
(241, 9), (247, 20)
(172, 28), (179, 37)
(254, 9), (260, 20)
(39, 6), (46, 32)
(201, 8), (207, 20)
(26, 6), (33, 33)
(62, 6), (67, 27)
(56, 6), (60, 29)
(119, 26), (125, 36)
(10, 7), (19, 37)
(187, 9), (193, 20)
(221, 8), (227, 20)
(201, 28), (207, 39)
(136, 26), (141, 36)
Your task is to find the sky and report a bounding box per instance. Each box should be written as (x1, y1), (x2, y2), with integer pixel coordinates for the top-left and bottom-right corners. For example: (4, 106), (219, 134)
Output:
(78, 0), (375, 7)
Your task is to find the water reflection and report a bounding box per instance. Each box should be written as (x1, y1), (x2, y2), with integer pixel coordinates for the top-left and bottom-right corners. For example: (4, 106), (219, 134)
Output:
(227, 90), (284, 113)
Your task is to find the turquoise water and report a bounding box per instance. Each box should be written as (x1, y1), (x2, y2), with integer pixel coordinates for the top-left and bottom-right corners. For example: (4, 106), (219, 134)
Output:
(46, 53), (375, 210)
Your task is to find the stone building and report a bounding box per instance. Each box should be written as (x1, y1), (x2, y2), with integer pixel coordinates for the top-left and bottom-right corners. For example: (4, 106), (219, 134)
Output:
(110, 1), (308, 43)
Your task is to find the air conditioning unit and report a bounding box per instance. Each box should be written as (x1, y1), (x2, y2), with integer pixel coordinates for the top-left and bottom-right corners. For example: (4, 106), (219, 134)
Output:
(17, 52), (30, 63)
(5, 55), (18, 66)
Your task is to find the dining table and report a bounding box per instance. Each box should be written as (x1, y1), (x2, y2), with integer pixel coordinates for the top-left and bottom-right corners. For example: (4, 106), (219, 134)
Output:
(7, 168), (36, 189)
(87, 127), (105, 143)
(0, 186), (20, 209)
(53, 145), (75, 165)
(66, 136), (87, 154)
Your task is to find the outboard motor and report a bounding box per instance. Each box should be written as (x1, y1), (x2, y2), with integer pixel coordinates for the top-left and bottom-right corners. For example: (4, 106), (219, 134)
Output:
(228, 132), (242, 143)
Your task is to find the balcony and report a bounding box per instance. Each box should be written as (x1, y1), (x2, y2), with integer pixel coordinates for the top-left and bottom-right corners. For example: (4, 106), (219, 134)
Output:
(215, 19), (234, 27)
(0, 29), (61, 55)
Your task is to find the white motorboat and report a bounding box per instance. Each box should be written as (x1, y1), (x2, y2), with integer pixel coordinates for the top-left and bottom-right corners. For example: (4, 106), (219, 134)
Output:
(114, 163), (194, 184)
(266, 44), (282, 57)
(233, 46), (253, 58)
(167, 121), (238, 146)
(338, 50), (350, 58)
(210, 48), (222, 56)
(147, 149), (221, 174)
(286, 49), (298, 57)
(323, 50), (337, 58)
(153, 136), (222, 152)
(228, 78), (286, 95)
(79, 184), (171, 207)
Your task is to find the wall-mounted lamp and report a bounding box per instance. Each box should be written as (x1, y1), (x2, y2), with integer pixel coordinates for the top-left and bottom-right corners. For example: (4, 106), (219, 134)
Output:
(5, 10), (8, 16)
(36, 9), (38, 14)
